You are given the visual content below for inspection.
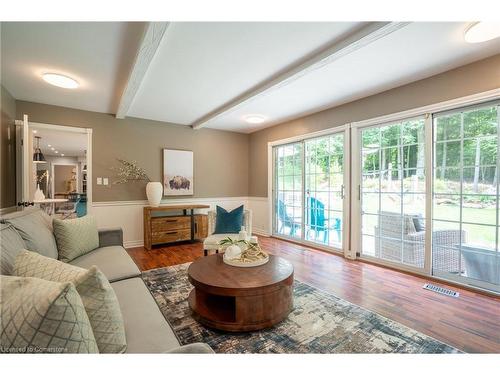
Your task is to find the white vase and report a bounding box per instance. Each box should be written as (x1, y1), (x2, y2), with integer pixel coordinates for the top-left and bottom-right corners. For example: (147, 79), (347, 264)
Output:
(34, 184), (45, 201)
(146, 182), (163, 207)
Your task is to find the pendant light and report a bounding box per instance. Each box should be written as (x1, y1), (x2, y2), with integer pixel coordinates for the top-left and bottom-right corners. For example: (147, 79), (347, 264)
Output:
(33, 136), (46, 163)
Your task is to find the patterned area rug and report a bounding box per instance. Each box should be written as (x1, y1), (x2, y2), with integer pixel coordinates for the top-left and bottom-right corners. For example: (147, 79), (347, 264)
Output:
(142, 263), (460, 354)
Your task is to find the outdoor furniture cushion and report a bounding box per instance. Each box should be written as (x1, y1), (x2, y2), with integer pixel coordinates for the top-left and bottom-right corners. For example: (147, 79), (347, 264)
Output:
(69, 246), (140, 282)
(53, 215), (99, 262)
(213, 205), (244, 234)
(0, 275), (98, 353)
(1, 208), (58, 259)
(111, 277), (180, 353)
(0, 223), (27, 275)
(14, 250), (127, 353)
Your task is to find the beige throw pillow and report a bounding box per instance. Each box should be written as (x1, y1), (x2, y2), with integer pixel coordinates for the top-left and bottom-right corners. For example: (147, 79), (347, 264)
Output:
(14, 250), (127, 353)
(0, 275), (98, 353)
(53, 215), (99, 262)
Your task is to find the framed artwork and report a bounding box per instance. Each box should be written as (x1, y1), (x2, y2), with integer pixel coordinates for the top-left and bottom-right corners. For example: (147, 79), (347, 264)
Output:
(163, 149), (194, 196)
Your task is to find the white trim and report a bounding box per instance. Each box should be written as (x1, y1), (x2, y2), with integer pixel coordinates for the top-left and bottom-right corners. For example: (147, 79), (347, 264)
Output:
(16, 119), (93, 212)
(351, 88), (500, 129)
(0, 206), (17, 215)
(273, 233), (344, 255)
(123, 240), (144, 249)
(91, 196), (250, 208)
(424, 113), (433, 274)
(252, 228), (271, 237)
(192, 22), (409, 130)
(15, 120), (89, 134)
(267, 125), (351, 256)
(349, 124), (361, 259)
(116, 22), (170, 119)
(268, 123), (350, 147)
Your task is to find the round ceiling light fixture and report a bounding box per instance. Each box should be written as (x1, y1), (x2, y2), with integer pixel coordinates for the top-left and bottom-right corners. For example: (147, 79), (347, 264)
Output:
(464, 22), (500, 43)
(243, 114), (267, 124)
(42, 73), (79, 89)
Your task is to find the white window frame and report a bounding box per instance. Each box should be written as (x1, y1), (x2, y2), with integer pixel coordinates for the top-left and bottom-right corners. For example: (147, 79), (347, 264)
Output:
(351, 88), (500, 287)
(267, 124), (351, 257)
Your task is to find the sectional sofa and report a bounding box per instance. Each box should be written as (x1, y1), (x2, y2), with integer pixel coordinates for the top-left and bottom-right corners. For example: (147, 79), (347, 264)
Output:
(0, 208), (213, 354)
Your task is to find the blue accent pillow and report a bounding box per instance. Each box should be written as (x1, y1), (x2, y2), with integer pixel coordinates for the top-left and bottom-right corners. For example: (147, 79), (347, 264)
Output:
(214, 205), (244, 234)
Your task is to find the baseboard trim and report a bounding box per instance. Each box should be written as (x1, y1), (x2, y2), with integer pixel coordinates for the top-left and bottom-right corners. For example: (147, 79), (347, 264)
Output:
(124, 240), (144, 249)
(0, 206), (17, 215)
(252, 228), (271, 237)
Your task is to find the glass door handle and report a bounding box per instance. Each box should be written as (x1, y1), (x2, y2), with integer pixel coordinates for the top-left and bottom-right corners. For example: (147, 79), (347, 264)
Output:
(340, 185), (345, 199)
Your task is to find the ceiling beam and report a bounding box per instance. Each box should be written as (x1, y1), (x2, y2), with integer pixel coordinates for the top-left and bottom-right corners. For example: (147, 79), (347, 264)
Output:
(191, 22), (410, 130)
(116, 22), (170, 119)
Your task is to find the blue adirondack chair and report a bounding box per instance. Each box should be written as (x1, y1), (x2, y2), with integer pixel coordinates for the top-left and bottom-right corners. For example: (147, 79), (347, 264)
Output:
(277, 200), (300, 236)
(306, 196), (342, 244)
(307, 196), (328, 242)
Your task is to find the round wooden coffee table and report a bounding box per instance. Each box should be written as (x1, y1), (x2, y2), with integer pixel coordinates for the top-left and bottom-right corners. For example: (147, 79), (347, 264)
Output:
(187, 254), (294, 332)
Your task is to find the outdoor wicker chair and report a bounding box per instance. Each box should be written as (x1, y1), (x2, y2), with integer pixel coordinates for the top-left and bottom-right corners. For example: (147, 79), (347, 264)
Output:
(375, 211), (465, 272)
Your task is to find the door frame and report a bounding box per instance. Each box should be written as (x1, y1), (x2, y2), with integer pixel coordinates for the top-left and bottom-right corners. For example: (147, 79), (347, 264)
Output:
(267, 124), (351, 257)
(350, 88), (500, 279)
(14, 119), (93, 214)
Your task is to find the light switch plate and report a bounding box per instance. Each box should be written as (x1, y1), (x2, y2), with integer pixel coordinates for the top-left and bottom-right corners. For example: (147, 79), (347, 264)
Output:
(97, 177), (102, 185)
(103, 178), (109, 186)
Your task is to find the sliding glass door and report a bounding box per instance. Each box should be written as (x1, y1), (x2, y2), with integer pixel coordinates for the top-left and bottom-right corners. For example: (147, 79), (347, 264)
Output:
(432, 103), (500, 292)
(272, 130), (348, 252)
(359, 118), (427, 269)
(274, 142), (303, 240)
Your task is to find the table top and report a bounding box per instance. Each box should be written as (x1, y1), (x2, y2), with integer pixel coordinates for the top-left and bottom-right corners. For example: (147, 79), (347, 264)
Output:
(188, 254), (294, 293)
(144, 204), (210, 212)
(34, 198), (69, 203)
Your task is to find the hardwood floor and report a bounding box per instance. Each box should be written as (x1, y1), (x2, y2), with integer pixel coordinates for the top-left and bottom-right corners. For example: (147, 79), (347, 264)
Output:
(126, 236), (500, 353)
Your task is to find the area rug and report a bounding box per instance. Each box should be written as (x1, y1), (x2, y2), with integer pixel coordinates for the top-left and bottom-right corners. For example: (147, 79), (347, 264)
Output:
(142, 263), (460, 353)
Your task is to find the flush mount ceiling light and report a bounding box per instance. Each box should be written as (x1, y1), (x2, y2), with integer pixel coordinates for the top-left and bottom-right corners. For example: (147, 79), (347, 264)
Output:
(243, 115), (267, 124)
(464, 22), (500, 43)
(42, 73), (79, 89)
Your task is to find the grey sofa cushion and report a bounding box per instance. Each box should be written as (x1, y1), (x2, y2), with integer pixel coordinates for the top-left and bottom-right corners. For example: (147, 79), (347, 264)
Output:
(166, 343), (214, 354)
(111, 277), (180, 353)
(53, 215), (100, 262)
(0, 224), (27, 275)
(69, 246), (140, 282)
(1, 209), (58, 259)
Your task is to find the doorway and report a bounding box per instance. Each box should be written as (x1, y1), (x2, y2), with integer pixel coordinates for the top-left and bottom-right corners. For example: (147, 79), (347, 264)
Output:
(16, 116), (92, 219)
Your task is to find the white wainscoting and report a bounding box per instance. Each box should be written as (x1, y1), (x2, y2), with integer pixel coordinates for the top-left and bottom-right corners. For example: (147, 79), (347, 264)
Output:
(247, 196), (271, 237)
(92, 196), (252, 248)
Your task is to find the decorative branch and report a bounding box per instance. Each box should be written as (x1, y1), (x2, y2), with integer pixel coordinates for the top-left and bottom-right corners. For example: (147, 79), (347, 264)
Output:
(111, 159), (151, 184)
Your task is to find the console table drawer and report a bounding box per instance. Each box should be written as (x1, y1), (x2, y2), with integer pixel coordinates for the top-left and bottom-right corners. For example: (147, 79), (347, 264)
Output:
(151, 216), (191, 231)
(152, 228), (191, 244)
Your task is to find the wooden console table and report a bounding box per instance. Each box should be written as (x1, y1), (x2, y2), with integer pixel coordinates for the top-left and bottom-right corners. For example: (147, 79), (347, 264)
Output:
(143, 205), (209, 250)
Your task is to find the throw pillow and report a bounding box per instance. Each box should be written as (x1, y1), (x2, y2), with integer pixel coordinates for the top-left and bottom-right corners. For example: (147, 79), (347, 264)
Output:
(213, 205), (244, 234)
(0, 224), (26, 275)
(53, 215), (99, 262)
(412, 215), (425, 232)
(0, 275), (98, 353)
(2, 208), (58, 259)
(14, 250), (127, 353)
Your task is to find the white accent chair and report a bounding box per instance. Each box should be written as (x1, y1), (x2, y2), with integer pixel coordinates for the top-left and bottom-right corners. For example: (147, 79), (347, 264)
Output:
(203, 209), (252, 256)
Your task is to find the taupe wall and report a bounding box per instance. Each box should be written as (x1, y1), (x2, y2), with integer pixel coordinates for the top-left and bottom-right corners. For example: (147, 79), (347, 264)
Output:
(249, 54), (500, 197)
(1, 85), (17, 208)
(16, 101), (249, 201)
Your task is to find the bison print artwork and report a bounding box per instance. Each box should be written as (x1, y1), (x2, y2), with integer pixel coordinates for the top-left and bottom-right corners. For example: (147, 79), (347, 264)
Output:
(163, 149), (194, 196)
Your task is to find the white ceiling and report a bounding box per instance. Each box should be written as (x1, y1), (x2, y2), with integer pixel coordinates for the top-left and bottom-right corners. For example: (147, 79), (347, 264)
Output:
(2, 22), (500, 134)
(31, 126), (87, 157)
(1, 22), (146, 113)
